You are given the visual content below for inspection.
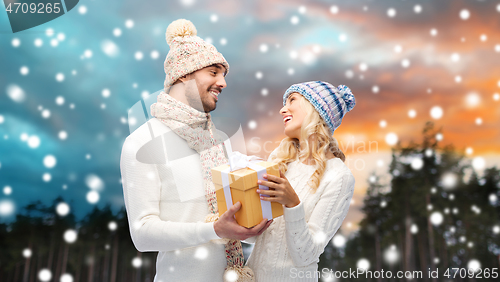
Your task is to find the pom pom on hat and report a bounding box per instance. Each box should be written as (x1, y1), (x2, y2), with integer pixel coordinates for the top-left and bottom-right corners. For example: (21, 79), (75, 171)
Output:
(165, 19), (197, 46)
(337, 85), (356, 112)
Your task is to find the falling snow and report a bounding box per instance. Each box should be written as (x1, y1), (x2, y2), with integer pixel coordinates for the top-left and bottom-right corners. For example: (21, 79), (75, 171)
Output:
(102, 40), (119, 57)
(0, 200), (15, 216)
(387, 8), (396, 18)
(86, 191), (100, 204)
(430, 106), (443, 119)
(125, 19), (134, 28)
(38, 269), (52, 281)
(43, 155), (57, 168)
(63, 229), (77, 243)
(56, 202), (70, 216)
(12, 38), (20, 47)
(290, 16), (299, 25)
(385, 133), (398, 145)
(459, 9), (470, 20)
(332, 234), (346, 247)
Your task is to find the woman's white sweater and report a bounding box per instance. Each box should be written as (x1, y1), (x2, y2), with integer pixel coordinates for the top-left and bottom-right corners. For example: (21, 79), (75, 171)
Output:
(246, 152), (355, 282)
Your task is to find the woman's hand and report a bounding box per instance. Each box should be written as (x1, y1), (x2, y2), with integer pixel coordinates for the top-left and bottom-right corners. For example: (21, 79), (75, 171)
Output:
(257, 170), (300, 208)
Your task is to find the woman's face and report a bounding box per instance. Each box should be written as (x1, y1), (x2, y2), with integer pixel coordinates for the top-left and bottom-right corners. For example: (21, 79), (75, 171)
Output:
(280, 93), (307, 140)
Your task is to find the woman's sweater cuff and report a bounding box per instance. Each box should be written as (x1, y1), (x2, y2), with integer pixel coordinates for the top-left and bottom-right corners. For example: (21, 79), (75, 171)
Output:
(284, 201), (306, 225)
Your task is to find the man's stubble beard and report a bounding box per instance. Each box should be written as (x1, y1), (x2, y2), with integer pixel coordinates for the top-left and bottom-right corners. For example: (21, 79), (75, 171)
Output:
(184, 80), (215, 113)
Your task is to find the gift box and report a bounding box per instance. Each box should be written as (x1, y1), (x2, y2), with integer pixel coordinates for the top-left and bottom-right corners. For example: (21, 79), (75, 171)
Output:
(211, 155), (284, 228)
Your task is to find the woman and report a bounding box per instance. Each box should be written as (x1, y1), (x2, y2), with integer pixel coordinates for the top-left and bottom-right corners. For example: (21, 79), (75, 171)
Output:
(245, 81), (356, 282)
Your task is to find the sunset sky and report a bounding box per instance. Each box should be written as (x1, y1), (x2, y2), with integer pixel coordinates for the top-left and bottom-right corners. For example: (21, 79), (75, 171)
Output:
(1, 0), (499, 230)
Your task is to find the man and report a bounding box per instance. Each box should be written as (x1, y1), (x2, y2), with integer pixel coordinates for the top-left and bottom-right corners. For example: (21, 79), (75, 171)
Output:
(120, 19), (270, 282)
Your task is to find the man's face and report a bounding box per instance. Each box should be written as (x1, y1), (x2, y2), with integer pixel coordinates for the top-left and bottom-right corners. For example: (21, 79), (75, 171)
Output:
(184, 64), (227, 113)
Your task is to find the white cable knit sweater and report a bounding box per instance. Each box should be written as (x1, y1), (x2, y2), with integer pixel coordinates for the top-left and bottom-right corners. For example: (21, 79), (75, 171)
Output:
(246, 150), (355, 282)
(120, 118), (226, 282)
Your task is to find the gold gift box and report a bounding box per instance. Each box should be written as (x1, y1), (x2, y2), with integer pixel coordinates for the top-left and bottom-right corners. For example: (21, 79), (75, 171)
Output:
(211, 161), (284, 228)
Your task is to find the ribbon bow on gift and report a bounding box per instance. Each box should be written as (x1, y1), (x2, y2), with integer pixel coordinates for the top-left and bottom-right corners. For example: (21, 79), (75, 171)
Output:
(228, 151), (263, 171)
(220, 151), (273, 222)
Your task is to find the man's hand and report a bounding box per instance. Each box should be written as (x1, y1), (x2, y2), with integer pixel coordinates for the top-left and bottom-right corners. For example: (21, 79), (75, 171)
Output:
(214, 202), (272, 240)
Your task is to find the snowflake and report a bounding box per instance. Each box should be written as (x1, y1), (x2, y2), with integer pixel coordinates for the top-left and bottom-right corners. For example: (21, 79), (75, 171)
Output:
(430, 212), (443, 226)
(430, 106), (443, 119)
(135, 51), (144, 60)
(357, 258), (370, 272)
(86, 191), (99, 204)
(248, 120), (257, 130)
(56, 202), (70, 216)
(56, 96), (65, 105)
(459, 9), (470, 20)
(84, 49), (93, 58)
(332, 234), (346, 247)
(59, 131), (68, 140)
(125, 19), (134, 28)
(259, 44), (268, 53)
(43, 155), (57, 168)
(387, 8), (396, 18)
(108, 221), (118, 231)
(401, 59), (410, 68)
(42, 173), (52, 182)
(113, 28), (122, 37)
(408, 109), (416, 118)
(102, 40), (119, 57)
(12, 38), (20, 47)
(379, 120), (387, 128)
(38, 269), (52, 281)
(20, 66), (29, 75)
(78, 5), (87, 14)
(3, 186), (12, 195)
(6, 84), (26, 102)
(85, 174), (104, 191)
(385, 132), (398, 145)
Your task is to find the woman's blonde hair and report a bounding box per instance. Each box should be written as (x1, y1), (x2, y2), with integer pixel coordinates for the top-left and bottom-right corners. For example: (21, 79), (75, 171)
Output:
(271, 95), (346, 192)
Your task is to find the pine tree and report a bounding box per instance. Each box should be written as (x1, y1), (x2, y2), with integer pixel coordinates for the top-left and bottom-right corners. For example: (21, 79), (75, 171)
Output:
(319, 122), (500, 281)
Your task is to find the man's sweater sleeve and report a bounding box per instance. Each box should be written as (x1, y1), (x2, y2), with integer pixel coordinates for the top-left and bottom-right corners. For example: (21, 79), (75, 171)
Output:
(120, 136), (219, 252)
(283, 169), (355, 267)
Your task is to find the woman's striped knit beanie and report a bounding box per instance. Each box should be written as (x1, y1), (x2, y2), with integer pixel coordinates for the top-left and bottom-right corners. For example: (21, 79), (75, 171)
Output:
(283, 81), (356, 134)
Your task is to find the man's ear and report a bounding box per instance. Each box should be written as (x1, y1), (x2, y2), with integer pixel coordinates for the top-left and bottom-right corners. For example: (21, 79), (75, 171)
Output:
(178, 73), (191, 83)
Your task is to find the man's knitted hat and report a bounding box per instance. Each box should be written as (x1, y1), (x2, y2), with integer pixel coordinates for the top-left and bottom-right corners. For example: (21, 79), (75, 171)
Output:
(283, 81), (356, 134)
(163, 19), (229, 90)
